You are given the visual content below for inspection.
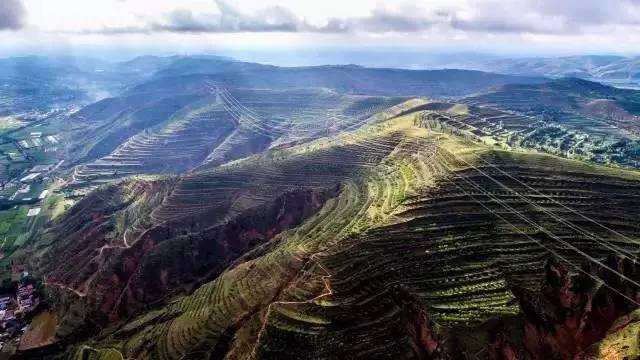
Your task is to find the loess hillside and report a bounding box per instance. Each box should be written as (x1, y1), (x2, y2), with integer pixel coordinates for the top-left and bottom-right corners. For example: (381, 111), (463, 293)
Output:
(31, 105), (640, 359)
(30, 104), (427, 335)
(66, 87), (413, 193)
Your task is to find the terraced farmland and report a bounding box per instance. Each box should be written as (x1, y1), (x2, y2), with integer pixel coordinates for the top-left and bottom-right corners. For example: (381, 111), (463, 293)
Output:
(246, 147), (640, 359)
(69, 87), (410, 190)
(67, 111), (640, 359)
(462, 78), (640, 168)
(8, 54), (640, 359)
(31, 107), (431, 338)
(416, 102), (542, 145)
(70, 100), (236, 185)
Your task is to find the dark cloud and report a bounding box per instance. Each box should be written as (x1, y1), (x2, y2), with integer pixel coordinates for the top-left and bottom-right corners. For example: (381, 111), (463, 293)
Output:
(450, 14), (555, 34)
(143, 1), (445, 34)
(324, 8), (445, 33)
(535, 0), (639, 27)
(0, 0), (25, 30)
(151, 1), (304, 33)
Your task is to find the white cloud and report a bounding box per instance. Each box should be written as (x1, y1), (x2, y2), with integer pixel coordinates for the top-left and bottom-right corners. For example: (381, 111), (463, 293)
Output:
(4, 0), (640, 56)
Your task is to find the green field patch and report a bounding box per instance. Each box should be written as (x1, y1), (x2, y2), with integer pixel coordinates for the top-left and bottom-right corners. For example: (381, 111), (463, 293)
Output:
(0, 116), (25, 131)
(0, 206), (30, 252)
(0, 222), (11, 236)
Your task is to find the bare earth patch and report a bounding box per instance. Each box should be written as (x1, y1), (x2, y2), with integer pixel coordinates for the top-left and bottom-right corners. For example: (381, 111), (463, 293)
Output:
(18, 310), (57, 350)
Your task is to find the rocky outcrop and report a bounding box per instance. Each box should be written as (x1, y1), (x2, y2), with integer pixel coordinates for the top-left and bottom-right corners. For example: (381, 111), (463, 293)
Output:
(484, 256), (640, 360)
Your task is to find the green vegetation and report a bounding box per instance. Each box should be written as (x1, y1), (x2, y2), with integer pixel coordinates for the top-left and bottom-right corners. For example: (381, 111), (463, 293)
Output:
(0, 206), (28, 247)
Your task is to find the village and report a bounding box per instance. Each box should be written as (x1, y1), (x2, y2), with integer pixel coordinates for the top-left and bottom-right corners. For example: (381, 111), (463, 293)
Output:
(0, 263), (41, 355)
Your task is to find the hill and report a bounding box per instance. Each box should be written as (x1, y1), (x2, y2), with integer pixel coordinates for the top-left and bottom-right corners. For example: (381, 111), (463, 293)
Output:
(463, 78), (640, 168)
(132, 65), (546, 98)
(478, 55), (640, 88)
(58, 56), (544, 182)
(4, 55), (640, 359)
(64, 87), (413, 192)
(13, 102), (640, 359)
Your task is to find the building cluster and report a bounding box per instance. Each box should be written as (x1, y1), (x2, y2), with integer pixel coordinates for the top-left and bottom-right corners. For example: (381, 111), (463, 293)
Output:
(16, 283), (37, 310)
(0, 267), (40, 350)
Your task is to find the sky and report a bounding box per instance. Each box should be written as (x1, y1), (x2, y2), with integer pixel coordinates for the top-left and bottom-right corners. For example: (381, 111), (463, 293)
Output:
(2, 0), (640, 60)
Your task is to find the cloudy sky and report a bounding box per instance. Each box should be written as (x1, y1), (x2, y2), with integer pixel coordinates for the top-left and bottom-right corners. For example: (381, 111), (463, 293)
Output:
(2, 0), (640, 59)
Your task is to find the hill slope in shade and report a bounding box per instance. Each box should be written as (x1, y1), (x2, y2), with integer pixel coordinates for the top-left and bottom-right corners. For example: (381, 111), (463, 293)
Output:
(68, 88), (411, 191)
(132, 66), (546, 98)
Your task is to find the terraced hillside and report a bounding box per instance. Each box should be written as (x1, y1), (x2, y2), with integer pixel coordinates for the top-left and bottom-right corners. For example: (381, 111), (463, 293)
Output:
(53, 55), (547, 176)
(413, 101), (604, 165)
(67, 87), (411, 190)
(414, 101), (538, 144)
(69, 100), (236, 184)
(27, 104), (431, 337)
(460, 78), (640, 168)
(62, 93), (205, 165)
(465, 78), (640, 134)
(67, 96), (236, 188)
(38, 107), (640, 359)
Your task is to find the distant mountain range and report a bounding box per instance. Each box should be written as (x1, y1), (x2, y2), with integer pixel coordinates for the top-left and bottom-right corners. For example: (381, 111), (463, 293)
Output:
(235, 52), (640, 88)
(216, 52), (640, 89)
(12, 52), (640, 114)
(0, 54), (548, 116)
(473, 55), (640, 87)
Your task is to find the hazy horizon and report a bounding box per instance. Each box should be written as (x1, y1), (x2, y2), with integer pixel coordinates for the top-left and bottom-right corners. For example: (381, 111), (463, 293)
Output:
(2, 49), (639, 72)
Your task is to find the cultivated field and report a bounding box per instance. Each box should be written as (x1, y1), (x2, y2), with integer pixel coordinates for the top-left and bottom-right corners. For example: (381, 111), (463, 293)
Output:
(68, 87), (410, 191)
